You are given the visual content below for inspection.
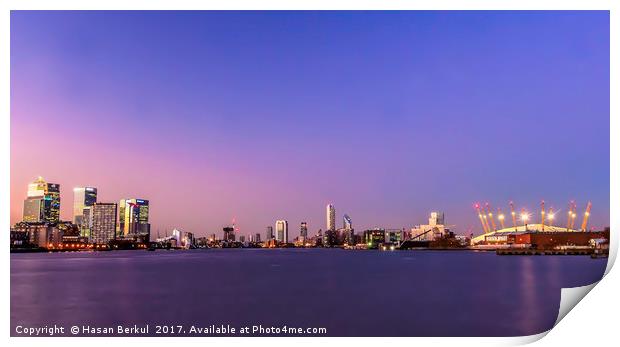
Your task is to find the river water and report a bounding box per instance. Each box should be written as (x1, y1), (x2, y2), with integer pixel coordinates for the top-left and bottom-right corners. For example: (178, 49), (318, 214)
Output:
(10, 249), (607, 337)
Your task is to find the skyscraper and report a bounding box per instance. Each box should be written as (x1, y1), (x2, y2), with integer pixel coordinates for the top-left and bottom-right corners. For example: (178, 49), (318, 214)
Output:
(91, 203), (117, 244)
(73, 187), (97, 225)
(326, 204), (336, 231)
(275, 220), (288, 243)
(343, 214), (352, 230)
(22, 177), (60, 223)
(223, 226), (235, 241)
(117, 199), (150, 242)
(300, 222), (308, 238)
(266, 226), (274, 241)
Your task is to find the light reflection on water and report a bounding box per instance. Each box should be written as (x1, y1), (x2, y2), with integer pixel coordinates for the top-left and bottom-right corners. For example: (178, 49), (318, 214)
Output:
(11, 249), (606, 336)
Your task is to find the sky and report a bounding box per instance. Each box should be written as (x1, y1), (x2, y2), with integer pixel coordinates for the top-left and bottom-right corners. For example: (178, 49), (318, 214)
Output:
(10, 11), (610, 238)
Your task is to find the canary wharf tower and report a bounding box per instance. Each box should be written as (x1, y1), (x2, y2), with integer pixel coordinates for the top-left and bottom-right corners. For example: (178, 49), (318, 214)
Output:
(22, 176), (61, 224)
(117, 198), (150, 242)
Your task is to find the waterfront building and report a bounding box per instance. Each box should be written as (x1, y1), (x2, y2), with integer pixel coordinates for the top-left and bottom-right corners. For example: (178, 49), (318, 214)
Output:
(117, 199), (150, 242)
(411, 212), (449, 241)
(300, 222), (308, 238)
(255, 233), (261, 243)
(73, 187), (97, 237)
(323, 229), (339, 247)
(11, 222), (62, 248)
(315, 229), (323, 247)
(223, 226), (235, 241)
(266, 226), (274, 241)
(363, 228), (386, 249)
(172, 229), (194, 249)
(239, 235), (245, 243)
(326, 204), (336, 231)
(343, 214), (353, 230)
(73, 187), (97, 224)
(275, 220), (289, 243)
(91, 203), (117, 244)
(385, 229), (404, 244)
(340, 228), (355, 246)
(22, 177), (61, 223)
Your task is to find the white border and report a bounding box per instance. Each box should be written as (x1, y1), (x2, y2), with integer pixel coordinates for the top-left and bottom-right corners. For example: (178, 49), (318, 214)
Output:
(2, 1), (616, 346)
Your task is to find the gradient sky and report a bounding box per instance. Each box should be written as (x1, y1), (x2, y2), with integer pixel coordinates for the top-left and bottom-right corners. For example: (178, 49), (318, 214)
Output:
(10, 11), (610, 238)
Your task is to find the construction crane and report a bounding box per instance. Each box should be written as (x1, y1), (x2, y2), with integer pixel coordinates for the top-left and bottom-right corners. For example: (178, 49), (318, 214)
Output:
(486, 203), (497, 231)
(475, 203), (488, 234)
(510, 201), (517, 231)
(580, 202), (592, 231)
(497, 207), (506, 230)
(541, 200), (546, 232)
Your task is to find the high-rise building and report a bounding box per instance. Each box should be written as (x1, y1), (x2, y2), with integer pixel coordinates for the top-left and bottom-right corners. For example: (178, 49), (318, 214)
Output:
(266, 226), (274, 240)
(91, 203), (117, 244)
(22, 197), (43, 223)
(343, 214), (352, 230)
(275, 220), (288, 243)
(254, 233), (261, 243)
(118, 199), (150, 242)
(429, 212), (445, 226)
(300, 222), (308, 238)
(73, 187), (97, 225)
(326, 204), (336, 231)
(223, 226), (235, 241)
(22, 177), (61, 224)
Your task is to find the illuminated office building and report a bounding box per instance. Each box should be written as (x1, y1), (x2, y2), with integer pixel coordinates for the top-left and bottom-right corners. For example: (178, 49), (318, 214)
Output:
(300, 222), (308, 239)
(73, 187), (97, 224)
(91, 203), (117, 244)
(223, 226), (235, 241)
(266, 226), (274, 241)
(343, 214), (352, 230)
(275, 220), (288, 243)
(117, 199), (150, 242)
(22, 177), (60, 223)
(326, 204), (336, 231)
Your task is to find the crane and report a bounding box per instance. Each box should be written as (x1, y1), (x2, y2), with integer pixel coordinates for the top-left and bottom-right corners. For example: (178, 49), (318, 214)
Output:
(580, 202), (592, 231)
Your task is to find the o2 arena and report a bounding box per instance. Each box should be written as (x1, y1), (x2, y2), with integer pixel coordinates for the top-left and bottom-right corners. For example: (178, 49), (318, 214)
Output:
(470, 201), (608, 250)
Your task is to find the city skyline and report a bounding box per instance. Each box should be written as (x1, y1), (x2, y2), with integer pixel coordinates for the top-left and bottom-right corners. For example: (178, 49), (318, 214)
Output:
(10, 11), (610, 236)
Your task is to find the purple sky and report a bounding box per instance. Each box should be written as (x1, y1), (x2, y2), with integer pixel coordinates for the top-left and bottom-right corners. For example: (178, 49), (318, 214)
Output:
(10, 11), (610, 238)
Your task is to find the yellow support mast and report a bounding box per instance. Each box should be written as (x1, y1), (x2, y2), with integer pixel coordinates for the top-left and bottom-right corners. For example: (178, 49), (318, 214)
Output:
(541, 200), (546, 232)
(547, 207), (555, 227)
(510, 201), (517, 231)
(486, 203), (497, 232)
(566, 201), (573, 231)
(497, 207), (505, 230)
(571, 201), (578, 230)
(475, 203), (489, 234)
(580, 202), (592, 231)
